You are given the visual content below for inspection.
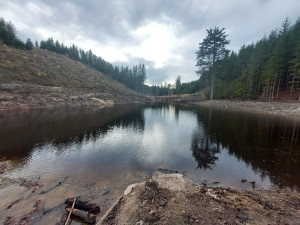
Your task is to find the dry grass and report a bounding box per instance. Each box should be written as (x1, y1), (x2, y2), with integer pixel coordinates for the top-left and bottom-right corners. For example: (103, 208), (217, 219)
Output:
(0, 44), (137, 96)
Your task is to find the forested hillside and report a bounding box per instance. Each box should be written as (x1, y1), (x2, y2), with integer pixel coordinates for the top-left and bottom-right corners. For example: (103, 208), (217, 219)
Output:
(195, 18), (300, 100)
(0, 17), (173, 96)
(38, 38), (147, 93)
(0, 17), (152, 110)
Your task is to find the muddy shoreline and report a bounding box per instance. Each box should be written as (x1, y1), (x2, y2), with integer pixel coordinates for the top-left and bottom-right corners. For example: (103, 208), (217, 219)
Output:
(1, 85), (299, 120)
(195, 99), (300, 119)
(2, 172), (300, 225)
(154, 95), (300, 120)
(0, 82), (150, 111)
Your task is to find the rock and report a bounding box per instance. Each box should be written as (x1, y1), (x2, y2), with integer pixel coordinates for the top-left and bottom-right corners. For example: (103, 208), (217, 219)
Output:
(124, 184), (137, 196)
(159, 200), (166, 207)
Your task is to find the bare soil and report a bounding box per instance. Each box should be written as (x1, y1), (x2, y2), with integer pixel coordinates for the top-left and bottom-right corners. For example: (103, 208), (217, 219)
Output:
(0, 82), (149, 111)
(99, 173), (300, 225)
(196, 100), (300, 119)
(154, 95), (300, 119)
(0, 44), (150, 111)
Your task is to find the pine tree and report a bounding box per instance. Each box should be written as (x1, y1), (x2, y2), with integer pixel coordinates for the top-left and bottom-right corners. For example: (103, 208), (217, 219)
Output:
(289, 41), (300, 96)
(176, 76), (181, 93)
(25, 38), (33, 50)
(196, 27), (230, 99)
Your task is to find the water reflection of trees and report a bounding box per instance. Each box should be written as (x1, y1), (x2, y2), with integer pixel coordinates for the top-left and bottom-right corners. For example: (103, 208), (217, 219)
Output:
(0, 104), (146, 160)
(193, 106), (300, 189)
(191, 132), (220, 169)
(191, 108), (220, 169)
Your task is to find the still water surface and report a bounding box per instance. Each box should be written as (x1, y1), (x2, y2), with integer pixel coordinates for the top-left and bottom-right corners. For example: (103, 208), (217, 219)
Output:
(0, 104), (300, 192)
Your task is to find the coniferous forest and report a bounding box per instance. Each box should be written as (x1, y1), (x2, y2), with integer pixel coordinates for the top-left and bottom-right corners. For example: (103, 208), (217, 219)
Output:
(194, 18), (300, 100)
(1, 17), (300, 99)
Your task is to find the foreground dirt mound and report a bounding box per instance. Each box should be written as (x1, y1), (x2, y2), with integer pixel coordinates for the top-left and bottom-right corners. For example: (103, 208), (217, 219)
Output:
(98, 173), (300, 225)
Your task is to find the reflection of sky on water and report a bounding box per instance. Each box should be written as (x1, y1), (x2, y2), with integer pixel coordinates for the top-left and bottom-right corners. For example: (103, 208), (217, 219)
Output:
(141, 107), (197, 165)
(1, 104), (299, 190)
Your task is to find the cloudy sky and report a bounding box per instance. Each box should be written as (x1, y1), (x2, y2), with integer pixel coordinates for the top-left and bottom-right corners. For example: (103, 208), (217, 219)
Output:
(1, 0), (299, 85)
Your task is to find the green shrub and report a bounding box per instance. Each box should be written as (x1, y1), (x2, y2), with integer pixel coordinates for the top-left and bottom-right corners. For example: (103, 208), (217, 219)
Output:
(224, 80), (255, 100)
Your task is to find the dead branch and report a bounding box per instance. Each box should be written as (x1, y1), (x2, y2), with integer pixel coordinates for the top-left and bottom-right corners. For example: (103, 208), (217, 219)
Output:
(39, 176), (68, 194)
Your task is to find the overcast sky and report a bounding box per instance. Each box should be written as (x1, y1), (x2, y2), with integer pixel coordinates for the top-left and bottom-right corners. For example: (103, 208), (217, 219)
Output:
(1, 0), (299, 85)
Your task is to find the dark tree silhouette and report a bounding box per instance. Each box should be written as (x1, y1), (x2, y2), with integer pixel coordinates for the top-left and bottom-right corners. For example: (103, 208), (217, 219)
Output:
(196, 27), (230, 99)
(25, 38), (33, 50)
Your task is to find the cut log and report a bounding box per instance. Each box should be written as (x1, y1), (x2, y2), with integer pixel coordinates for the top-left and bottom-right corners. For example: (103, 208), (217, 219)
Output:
(65, 197), (76, 225)
(65, 198), (100, 214)
(65, 207), (97, 224)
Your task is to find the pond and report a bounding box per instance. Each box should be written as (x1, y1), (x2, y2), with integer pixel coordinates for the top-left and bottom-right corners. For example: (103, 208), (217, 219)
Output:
(0, 103), (300, 196)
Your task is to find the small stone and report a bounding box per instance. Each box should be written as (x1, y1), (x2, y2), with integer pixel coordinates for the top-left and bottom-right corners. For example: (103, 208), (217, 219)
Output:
(136, 220), (143, 225)
(159, 200), (166, 206)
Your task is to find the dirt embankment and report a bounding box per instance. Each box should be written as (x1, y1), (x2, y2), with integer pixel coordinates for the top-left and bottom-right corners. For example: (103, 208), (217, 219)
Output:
(0, 82), (149, 111)
(99, 173), (300, 225)
(154, 95), (300, 119)
(195, 100), (300, 118)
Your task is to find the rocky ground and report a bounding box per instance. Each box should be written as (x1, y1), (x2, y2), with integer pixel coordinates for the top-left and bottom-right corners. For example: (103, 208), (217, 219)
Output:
(0, 82), (149, 111)
(154, 95), (300, 119)
(99, 173), (300, 225)
(196, 100), (300, 119)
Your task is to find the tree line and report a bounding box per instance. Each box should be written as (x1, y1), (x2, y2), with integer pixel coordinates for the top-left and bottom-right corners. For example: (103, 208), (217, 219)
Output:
(0, 17), (152, 94)
(0, 17), (187, 96)
(195, 18), (300, 100)
(38, 37), (146, 93)
(0, 17), (33, 50)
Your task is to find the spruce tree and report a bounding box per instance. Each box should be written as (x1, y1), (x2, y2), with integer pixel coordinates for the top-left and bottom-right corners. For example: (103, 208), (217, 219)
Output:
(25, 38), (33, 50)
(196, 27), (230, 99)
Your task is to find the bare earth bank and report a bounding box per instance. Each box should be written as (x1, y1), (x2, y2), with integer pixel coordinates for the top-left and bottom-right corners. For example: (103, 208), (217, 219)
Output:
(99, 173), (300, 225)
(154, 95), (300, 119)
(195, 100), (300, 119)
(0, 83), (150, 111)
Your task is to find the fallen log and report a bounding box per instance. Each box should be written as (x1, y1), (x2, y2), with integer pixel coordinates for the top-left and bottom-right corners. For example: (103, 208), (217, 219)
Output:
(65, 198), (100, 214)
(65, 197), (76, 225)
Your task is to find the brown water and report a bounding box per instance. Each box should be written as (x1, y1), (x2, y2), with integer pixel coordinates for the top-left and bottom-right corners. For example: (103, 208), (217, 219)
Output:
(0, 104), (299, 223)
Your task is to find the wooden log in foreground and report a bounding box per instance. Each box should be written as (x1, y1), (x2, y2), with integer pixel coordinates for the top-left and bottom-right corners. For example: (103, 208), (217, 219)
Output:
(65, 198), (100, 214)
(65, 207), (97, 224)
(65, 197), (76, 225)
